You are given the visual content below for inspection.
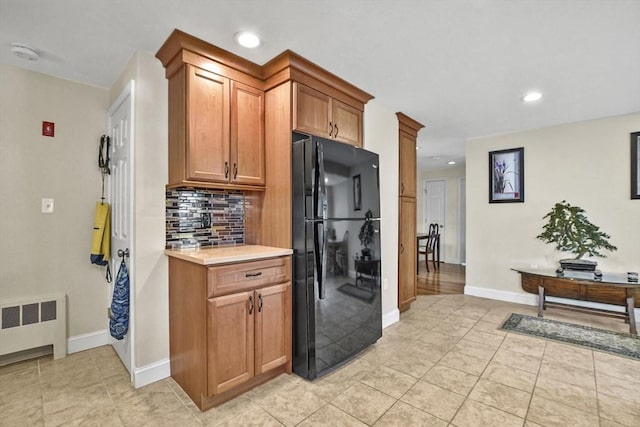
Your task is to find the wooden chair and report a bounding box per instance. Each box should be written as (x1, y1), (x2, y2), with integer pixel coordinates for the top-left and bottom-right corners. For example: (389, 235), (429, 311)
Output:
(418, 230), (440, 273)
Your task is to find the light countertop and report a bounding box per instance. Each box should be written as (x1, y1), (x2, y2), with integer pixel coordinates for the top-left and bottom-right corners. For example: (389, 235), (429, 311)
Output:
(164, 245), (292, 265)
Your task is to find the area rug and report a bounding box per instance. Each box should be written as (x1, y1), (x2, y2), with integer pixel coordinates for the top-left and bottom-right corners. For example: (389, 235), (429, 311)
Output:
(501, 313), (640, 361)
(337, 283), (375, 303)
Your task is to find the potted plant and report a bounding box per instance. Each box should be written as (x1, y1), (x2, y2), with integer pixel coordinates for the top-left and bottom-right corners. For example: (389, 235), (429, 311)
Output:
(359, 209), (375, 259)
(536, 200), (617, 272)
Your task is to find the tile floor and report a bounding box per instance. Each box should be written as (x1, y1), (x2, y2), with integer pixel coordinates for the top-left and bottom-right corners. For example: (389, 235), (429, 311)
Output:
(1, 294), (639, 426)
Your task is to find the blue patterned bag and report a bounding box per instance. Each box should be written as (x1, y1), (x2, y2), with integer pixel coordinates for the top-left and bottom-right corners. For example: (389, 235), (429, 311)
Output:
(109, 259), (129, 340)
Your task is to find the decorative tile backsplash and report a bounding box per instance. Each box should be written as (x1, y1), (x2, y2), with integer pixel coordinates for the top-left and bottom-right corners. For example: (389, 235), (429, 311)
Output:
(166, 188), (244, 249)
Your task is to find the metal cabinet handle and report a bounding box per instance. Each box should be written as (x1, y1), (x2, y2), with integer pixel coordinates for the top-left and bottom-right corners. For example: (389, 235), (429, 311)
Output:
(233, 163), (238, 180)
(245, 272), (263, 278)
(258, 294), (263, 312)
(248, 295), (254, 315)
(400, 243), (404, 254)
(334, 124), (339, 138)
(224, 161), (229, 179)
(329, 122), (333, 137)
(401, 183), (405, 194)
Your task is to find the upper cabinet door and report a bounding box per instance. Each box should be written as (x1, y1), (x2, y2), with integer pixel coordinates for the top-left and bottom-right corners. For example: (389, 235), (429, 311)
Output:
(399, 130), (417, 198)
(187, 65), (230, 183)
(331, 99), (362, 147)
(230, 81), (265, 186)
(293, 83), (331, 138)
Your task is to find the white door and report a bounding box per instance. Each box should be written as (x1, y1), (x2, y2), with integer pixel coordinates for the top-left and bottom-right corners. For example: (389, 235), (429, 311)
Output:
(425, 179), (446, 260)
(107, 81), (134, 376)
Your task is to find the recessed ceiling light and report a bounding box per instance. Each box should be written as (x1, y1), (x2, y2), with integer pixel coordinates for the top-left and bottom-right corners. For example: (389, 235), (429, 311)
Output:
(448, 161), (456, 165)
(522, 91), (542, 102)
(234, 31), (260, 48)
(11, 43), (39, 60)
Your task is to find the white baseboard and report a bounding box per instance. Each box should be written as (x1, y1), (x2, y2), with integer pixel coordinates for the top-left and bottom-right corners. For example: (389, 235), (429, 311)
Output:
(67, 329), (170, 388)
(464, 286), (640, 318)
(382, 308), (399, 328)
(133, 358), (170, 388)
(464, 286), (537, 306)
(67, 329), (109, 354)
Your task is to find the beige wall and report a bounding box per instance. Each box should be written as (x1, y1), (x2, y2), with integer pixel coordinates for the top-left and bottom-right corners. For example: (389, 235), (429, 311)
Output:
(466, 112), (640, 298)
(417, 165), (465, 263)
(0, 64), (109, 337)
(110, 52), (169, 368)
(364, 100), (399, 324)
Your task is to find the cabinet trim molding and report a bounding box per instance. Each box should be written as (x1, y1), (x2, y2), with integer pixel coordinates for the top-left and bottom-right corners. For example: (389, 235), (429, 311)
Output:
(396, 112), (425, 137)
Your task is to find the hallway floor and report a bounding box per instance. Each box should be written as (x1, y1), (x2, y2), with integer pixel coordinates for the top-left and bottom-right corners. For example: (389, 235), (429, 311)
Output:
(418, 262), (465, 295)
(1, 294), (638, 426)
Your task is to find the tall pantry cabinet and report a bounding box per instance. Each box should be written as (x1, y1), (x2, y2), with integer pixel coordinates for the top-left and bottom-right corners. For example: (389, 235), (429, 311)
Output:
(397, 113), (424, 312)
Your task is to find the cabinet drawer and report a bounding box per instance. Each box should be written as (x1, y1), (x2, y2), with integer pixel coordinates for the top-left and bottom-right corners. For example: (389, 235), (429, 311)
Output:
(208, 257), (291, 297)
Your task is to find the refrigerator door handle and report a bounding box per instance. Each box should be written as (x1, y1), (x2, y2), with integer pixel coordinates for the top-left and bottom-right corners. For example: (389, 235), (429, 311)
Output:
(314, 221), (327, 300)
(316, 142), (328, 220)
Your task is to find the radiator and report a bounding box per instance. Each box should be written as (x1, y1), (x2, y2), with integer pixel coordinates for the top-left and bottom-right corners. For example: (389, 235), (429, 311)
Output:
(0, 293), (67, 360)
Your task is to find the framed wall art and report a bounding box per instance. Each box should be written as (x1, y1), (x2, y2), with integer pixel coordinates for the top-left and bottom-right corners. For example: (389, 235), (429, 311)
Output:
(489, 147), (524, 203)
(631, 132), (640, 199)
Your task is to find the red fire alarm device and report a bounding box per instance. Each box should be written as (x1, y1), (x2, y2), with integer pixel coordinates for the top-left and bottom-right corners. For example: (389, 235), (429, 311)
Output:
(42, 121), (55, 137)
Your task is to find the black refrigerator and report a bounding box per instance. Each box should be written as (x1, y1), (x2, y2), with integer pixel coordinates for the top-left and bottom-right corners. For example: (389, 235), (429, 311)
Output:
(292, 132), (382, 380)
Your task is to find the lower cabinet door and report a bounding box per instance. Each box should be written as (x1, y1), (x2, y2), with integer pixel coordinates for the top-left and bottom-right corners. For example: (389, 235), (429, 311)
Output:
(207, 291), (254, 395)
(398, 197), (417, 310)
(254, 282), (291, 375)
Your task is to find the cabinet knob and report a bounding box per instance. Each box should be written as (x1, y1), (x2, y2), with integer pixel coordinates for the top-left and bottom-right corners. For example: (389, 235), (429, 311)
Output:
(248, 295), (254, 315)
(329, 122), (333, 137)
(224, 161), (229, 179)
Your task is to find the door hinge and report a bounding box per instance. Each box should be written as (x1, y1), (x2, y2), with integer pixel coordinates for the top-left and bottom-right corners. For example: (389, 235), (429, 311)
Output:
(107, 307), (111, 319)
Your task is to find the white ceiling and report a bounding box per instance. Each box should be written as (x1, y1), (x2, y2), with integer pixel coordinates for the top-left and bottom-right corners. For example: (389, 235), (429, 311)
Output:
(2, 0), (639, 170)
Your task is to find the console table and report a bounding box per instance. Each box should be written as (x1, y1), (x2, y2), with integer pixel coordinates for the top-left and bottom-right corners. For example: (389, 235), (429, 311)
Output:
(354, 258), (380, 291)
(513, 268), (640, 335)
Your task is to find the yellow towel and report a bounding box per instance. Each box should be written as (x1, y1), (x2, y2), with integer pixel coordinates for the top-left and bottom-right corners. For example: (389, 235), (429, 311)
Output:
(91, 202), (110, 266)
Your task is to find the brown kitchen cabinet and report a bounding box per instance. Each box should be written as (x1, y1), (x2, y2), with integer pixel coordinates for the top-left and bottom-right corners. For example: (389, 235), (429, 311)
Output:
(293, 82), (363, 147)
(168, 255), (292, 411)
(396, 113), (424, 312)
(398, 197), (417, 310)
(207, 282), (290, 395)
(157, 30), (265, 190)
(398, 129), (417, 198)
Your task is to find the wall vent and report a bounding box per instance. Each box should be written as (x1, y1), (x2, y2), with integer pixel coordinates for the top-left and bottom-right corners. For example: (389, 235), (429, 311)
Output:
(0, 294), (66, 361)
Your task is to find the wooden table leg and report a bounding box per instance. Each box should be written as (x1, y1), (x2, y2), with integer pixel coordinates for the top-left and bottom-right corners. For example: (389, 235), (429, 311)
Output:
(538, 285), (545, 317)
(627, 295), (637, 335)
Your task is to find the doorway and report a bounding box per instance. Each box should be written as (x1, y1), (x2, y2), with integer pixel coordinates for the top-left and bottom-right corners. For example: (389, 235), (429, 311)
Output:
(424, 179), (446, 258)
(107, 81), (135, 376)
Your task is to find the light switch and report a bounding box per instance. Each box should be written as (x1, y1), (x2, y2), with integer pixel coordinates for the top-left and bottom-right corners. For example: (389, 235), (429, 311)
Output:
(42, 198), (54, 213)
